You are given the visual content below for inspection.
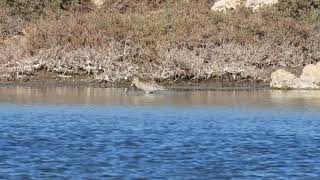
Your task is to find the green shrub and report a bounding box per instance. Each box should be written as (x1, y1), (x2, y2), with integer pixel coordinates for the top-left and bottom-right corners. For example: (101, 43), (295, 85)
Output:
(276, 0), (320, 19)
(306, 8), (320, 22)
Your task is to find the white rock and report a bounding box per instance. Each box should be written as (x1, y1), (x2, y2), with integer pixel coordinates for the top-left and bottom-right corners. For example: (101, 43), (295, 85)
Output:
(300, 63), (320, 84)
(211, 0), (278, 12)
(246, 0), (278, 11)
(211, 0), (242, 12)
(270, 69), (319, 89)
(91, 0), (105, 8)
(270, 69), (299, 89)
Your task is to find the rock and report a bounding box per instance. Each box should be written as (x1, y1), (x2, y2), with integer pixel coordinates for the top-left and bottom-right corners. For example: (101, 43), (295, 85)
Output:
(300, 63), (320, 85)
(211, 0), (278, 12)
(91, 0), (105, 8)
(270, 69), (300, 89)
(211, 0), (243, 12)
(245, 0), (278, 11)
(270, 69), (319, 89)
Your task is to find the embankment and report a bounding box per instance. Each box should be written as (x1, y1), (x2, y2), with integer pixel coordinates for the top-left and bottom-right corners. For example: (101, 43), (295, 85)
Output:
(1, 0), (319, 87)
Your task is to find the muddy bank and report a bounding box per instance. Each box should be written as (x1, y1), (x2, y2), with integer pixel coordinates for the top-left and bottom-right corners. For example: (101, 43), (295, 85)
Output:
(0, 71), (269, 90)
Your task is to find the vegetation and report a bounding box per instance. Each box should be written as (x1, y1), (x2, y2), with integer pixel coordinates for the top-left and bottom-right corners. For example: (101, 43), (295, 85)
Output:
(1, 0), (320, 84)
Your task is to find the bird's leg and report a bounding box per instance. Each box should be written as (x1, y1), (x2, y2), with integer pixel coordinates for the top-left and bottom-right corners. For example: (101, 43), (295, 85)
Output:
(145, 91), (152, 94)
(125, 83), (134, 93)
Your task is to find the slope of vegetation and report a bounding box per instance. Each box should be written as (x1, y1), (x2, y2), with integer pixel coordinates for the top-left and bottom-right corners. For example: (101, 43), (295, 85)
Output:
(1, 0), (320, 85)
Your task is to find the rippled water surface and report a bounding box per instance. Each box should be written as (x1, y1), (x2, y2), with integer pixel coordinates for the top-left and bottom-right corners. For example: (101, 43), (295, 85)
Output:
(1, 87), (320, 179)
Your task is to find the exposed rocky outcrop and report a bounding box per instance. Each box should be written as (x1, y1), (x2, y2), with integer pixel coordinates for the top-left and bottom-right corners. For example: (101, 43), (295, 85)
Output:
(300, 62), (320, 85)
(91, 0), (105, 8)
(270, 64), (320, 89)
(246, 0), (278, 11)
(211, 0), (278, 12)
(211, 0), (243, 12)
(271, 69), (304, 89)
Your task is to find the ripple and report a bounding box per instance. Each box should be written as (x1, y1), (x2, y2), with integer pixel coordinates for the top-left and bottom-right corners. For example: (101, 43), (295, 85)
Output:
(0, 92), (320, 178)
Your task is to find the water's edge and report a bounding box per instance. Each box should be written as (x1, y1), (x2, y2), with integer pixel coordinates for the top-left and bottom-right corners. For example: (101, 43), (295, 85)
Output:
(0, 86), (320, 110)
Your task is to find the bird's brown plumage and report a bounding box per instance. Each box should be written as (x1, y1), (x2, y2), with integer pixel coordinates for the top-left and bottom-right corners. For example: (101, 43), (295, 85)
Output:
(130, 77), (166, 93)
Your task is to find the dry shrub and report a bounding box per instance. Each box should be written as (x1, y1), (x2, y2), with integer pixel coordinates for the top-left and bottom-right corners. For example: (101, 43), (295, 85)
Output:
(0, 5), (24, 42)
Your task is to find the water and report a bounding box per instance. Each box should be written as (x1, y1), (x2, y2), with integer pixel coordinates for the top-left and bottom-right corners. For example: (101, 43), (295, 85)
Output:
(1, 87), (320, 179)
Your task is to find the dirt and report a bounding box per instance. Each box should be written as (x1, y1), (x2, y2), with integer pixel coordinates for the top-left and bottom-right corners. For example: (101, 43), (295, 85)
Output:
(0, 71), (269, 89)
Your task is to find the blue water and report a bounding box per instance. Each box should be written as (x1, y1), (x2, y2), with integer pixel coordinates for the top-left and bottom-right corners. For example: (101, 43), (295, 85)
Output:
(1, 103), (320, 179)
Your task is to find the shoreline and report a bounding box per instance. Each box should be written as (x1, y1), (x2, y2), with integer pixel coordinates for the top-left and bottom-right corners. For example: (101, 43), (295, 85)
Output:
(0, 72), (269, 90)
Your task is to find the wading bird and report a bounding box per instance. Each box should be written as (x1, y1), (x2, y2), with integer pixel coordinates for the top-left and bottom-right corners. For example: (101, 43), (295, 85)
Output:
(126, 77), (166, 94)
